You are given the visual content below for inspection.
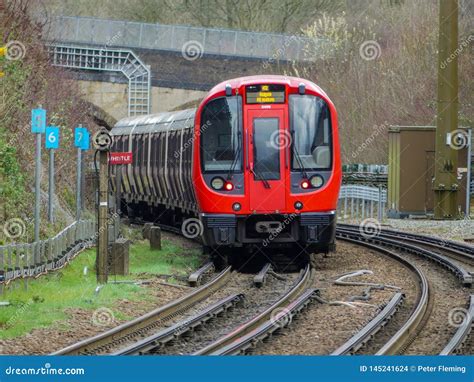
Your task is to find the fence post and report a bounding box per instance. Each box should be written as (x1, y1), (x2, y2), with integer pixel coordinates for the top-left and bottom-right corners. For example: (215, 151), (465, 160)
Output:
(344, 196), (348, 220)
(378, 186), (383, 222)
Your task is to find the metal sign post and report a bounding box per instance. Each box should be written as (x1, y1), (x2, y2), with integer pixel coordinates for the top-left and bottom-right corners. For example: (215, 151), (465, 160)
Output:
(45, 126), (59, 222)
(74, 125), (89, 221)
(31, 107), (46, 243)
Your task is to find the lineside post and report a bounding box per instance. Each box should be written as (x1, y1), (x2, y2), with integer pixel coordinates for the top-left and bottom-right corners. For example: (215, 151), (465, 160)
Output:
(93, 129), (113, 284)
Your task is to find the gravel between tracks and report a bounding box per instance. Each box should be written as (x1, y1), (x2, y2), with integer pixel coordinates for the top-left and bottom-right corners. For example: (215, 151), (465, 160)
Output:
(254, 241), (418, 355)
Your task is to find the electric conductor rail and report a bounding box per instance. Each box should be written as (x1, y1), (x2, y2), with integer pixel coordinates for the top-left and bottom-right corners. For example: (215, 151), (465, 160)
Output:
(193, 265), (314, 355)
(336, 229), (473, 287)
(52, 266), (232, 355)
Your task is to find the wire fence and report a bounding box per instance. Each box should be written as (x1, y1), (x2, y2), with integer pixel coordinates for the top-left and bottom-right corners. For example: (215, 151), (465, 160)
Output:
(338, 185), (387, 221)
(0, 220), (96, 294)
(45, 15), (331, 61)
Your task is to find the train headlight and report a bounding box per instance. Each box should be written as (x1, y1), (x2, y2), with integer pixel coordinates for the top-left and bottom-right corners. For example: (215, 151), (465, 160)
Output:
(294, 201), (303, 210)
(211, 177), (225, 190)
(224, 181), (234, 191)
(310, 175), (324, 188)
(232, 202), (241, 211)
(301, 180), (310, 189)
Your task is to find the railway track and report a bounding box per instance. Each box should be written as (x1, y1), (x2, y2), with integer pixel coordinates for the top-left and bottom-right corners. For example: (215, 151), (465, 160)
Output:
(52, 267), (232, 355)
(68, 221), (471, 356)
(193, 264), (317, 355)
(334, 229), (472, 355)
(336, 226), (472, 286)
(338, 223), (474, 266)
(110, 264), (315, 356)
(333, 236), (430, 355)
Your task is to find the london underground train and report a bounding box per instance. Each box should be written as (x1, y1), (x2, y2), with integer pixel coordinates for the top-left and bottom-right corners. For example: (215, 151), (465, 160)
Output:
(111, 75), (341, 268)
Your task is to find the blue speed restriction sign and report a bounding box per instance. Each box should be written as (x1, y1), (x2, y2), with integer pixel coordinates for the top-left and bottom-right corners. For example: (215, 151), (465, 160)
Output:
(31, 108), (46, 133)
(74, 126), (89, 150)
(45, 126), (60, 149)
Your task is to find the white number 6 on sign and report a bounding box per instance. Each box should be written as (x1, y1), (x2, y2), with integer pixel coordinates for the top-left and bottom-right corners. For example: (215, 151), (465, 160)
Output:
(48, 132), (57, 143)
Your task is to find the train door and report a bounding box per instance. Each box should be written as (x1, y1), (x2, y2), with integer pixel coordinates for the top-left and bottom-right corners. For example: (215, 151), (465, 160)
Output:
(247, 108), (287, 213)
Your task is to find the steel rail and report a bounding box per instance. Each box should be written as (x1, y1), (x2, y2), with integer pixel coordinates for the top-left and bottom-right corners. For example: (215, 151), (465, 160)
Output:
(52, 266), (232, 355)
(440, 295), (474, 355)
(193, 264), (313, 355)
(331, 293), (404, 355)
(336, 235), (431, 355)
(212, 288), (319, 355)
(337, 228), (473, 287)
(115, 293), (245, 355)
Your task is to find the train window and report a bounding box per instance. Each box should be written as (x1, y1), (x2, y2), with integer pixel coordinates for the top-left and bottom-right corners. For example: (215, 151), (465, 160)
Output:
(200, 97), (242, 173)
(290, 95), (332, 170)
(253, 118), (280, 180)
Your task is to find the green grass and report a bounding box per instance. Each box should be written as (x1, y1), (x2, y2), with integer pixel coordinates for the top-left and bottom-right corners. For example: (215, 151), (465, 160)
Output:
(0, 237), (202, 340)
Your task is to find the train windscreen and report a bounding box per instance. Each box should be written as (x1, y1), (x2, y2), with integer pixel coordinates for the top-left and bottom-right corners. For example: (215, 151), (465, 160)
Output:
(200, 97), (242, 172)
(290, 95), (332, 170)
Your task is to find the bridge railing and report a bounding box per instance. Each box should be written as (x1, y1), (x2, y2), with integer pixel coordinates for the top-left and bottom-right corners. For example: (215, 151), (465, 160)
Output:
(45, 16), (330, 61)
(0, 220), (96, 293)
(338, 185), (387, 221)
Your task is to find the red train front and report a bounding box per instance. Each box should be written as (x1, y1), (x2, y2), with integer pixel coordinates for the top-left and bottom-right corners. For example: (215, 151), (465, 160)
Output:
(192, 75), (341, 265)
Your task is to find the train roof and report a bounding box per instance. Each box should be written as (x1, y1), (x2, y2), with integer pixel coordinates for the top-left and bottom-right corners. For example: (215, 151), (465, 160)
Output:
(207, 75), (328, 99)
(112, 108), (196, 135)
